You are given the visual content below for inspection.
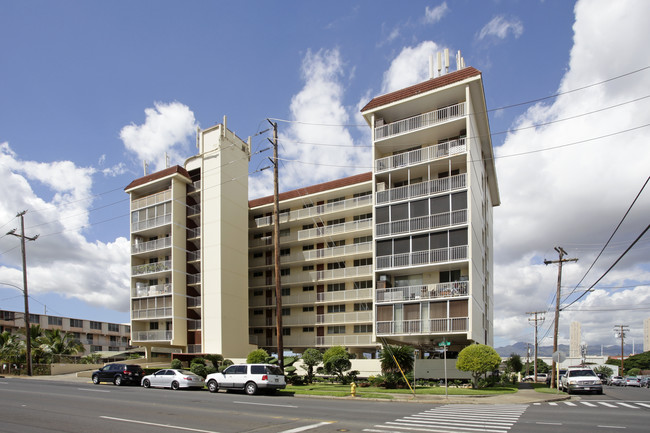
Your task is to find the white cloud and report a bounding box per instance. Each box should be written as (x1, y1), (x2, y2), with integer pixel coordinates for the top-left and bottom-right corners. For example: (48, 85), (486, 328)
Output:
(424, 2), (449, 24)
(249, 48), (370, 198)
(0, 142), (130, 313)
(492, 0), (650, 348)
(478, 15), (523, 40)
(120, 101), (197, 172)
(381, 41), (440, 93)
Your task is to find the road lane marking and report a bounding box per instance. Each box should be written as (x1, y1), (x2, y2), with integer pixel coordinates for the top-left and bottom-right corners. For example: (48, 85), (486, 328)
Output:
(564, 402), (577, 406)
(636, 403), (650, 408)
(581, 402), (597, 407)
(598, 402), (617, 407)
(100, 416), (219, 433)
(77, 388), (110, 393)
(548, 402), (558, 406)
(597, 426), (626, 429)
(279, 422), (334, 433)
(537, 422), (562, 425)
(386, 421), (509, 432)
(617, 403), (638, 409)
(233, 400), (298, 408)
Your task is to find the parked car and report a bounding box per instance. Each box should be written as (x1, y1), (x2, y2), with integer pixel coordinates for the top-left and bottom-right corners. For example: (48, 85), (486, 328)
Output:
(608, 375), (624, 386)
(523, 373), (548, 383)
(141, 369), (205, 390)
(596, 373), (608, 385)
(639, 377), (650, 388)
(92, 363), (144, 386)
(205, 363), (286, 395)
(546, 370), (567, 387)
(560, 367), (603, 394)
(625, 376), (641, 387)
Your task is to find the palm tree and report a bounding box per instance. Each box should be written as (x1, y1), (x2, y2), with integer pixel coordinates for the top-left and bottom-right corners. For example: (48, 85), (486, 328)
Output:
(28, 324), (46, 364)
(379, 344), (414, 374)
(0, 331), (23, 364)
(38, 329), (85, 363)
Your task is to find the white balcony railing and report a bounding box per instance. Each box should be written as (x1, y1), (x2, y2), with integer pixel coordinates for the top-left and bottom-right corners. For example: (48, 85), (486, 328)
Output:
(252, 195), (372, 228)
(376, 317), (468, 335)
(376, 245), (467, 270)
(375, 209), (467, 238)
(133, 330), (172, 341)
(187, 227), (201, 239)
(187, 319), (201, 330)
(187, 296), (201, 308)
(376, 282), (468, 303)
(187, 274), (201, 285)
(375, 138), (467, 173)
(131, 214), (172, 232)
(298, 218), (372, 241)
(315, 335), (373, 346)
(131, 307), (172, 319)
(316, 311), (372, 324)
(187, 180), (201, 193)
(132, 260), (172, 276)
(250, 242), (373, 268)
(187, 344), (202, 353)
(374, 102), (466, 140)
(317, 288), (372, 303)
(132, 283), (172, 298)
(376, 173), (466, 205)
(131, 237), (172, 255)
(131, 189), (172, 211)
(188, 204), (201, 216)
(187, 250), (200, 262)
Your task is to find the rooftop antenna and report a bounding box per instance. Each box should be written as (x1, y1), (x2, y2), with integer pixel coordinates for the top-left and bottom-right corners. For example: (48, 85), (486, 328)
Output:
(143, 160), (148, 176)
(165, 152), (169, 168)
(444, 48), (450, 73)
(437, 51), (442, 76)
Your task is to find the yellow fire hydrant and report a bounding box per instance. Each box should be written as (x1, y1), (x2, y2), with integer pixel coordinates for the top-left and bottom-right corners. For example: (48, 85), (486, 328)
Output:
(350, 381), (357, 397)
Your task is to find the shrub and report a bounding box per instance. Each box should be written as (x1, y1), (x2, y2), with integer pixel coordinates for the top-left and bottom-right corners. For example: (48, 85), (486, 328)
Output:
(247, 349), (270, 364)
(190, 363), (208, 378)
(170, 359), (182, 369)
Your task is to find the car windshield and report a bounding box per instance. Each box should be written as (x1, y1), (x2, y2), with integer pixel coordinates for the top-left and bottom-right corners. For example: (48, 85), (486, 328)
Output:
(178, 370), (194, 375)
(571, 369), (596, 377)
(266, 365), (284, 375)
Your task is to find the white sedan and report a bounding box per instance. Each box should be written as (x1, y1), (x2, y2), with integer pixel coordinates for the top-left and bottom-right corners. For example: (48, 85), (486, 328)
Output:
(141, 369), (205, 390)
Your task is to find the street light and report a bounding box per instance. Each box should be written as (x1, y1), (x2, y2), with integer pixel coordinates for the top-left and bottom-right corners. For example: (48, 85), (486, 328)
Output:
(0, 281), (32, 376)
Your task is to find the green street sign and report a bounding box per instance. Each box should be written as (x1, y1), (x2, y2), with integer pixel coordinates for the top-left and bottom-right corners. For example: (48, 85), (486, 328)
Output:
(438, 341), (451, 346)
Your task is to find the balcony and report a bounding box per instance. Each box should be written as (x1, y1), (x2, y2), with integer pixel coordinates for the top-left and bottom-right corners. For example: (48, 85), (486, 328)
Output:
(131, 189), (171, 211)
(131, 308), (172, 319)
(374, 102), (466, 141)
(187, 274), (201, 285)
(251, 242), (372, 268)
(187, 180), (201, 193)
(131, 214), (172, 233)
(376, 317), (468, 335)
(375, 138), (466, 173)
(187, 204), (201, 216)
(187, 319), (201, 330)
(315, 335), (373, 347)
(132, 283), (172, 298)
(316, 311), (372, 325)
(187, 227), (201, 239)
(187, 250), (200, 262)
(132, 260), (172, 276)
(376, 173), (466, 205)
(376, 209), (467, 238)
(187, 344), (202, 353)
(298, 218), (372, 241)
(376, 282), (468, 303)
(187, 296), (201, 308)
(133, 330), (172, 341)
(376, 245), (467, 270)
(252, 195), (372, 228)
(131, 237), (171, 255)
(317, 288), (372, 303)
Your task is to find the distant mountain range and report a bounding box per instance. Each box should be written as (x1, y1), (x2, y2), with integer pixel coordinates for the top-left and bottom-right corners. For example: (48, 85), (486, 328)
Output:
(495, 341), (641, 358)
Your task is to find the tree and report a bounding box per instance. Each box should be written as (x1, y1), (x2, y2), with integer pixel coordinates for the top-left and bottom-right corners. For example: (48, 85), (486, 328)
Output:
(246, 349), (272, 364)
(379, 345), (414, 374)
(0, 331), (23, 364)
(505, 353), (523, 375)
(322, 346), (352, 383)
(593, 365), (613, 377)
(627, 367), (641, 376)
(301, 348), (323, 384)
(521, 357), (550, 374)
(456, 344), (501, 388)
(37, 329), (85, 363)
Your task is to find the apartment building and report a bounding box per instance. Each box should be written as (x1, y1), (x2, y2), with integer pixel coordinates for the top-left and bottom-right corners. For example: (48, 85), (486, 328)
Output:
(248, 173), (377, 358)
(125, 122), (255, 359)
(360, 65), (500, 354)
(0, 309), (131, 354)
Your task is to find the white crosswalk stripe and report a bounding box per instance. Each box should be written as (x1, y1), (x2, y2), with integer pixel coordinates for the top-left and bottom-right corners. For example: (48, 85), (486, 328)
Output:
(364, 404), (528, 433)
(541, 401), (650, 409)
(580, 402), (597, 407)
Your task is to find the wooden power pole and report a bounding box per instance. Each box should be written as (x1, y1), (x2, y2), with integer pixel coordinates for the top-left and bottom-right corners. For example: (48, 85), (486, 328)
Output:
(614, 324), (629, 376)
(527, 311), (545, 381)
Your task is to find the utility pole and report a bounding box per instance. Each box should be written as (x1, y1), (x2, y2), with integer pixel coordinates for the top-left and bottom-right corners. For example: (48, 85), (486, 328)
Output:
(7, 210), (39, 376)
(267, 119), (284, 371)
(544, 246), (578, 388)
(527, 311), (545, 381)
(614, 325), (629, 376)
(526, 343), (531, 376)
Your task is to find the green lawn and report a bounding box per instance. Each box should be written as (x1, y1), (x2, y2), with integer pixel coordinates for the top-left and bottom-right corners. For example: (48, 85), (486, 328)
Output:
(529, 383), (566, 394)
(277, 383), (518, 399)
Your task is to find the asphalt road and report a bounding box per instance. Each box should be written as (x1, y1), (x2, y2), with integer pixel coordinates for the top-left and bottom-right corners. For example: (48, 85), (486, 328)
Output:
(0, 378), (648, 432)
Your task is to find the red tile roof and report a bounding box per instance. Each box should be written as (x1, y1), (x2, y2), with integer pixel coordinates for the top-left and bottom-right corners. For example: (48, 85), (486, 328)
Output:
(124, 165), (191, 191)
(361, 67), (482, 112)
(249, 172), (372, 208)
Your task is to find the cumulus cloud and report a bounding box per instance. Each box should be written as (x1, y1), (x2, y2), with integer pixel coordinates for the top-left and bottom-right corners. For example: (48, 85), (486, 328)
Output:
(120, 101), (197, 172)
(424, 2), (449, 24)
(249, 48), (370, 198)
(0, 142), (130, 312)
(478, 15), (523, 40)
(381, 40), (440, 93)
(492, 0), (650, 347)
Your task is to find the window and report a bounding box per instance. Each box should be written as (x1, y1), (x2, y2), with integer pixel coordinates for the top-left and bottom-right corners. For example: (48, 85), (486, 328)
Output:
(327, 283), (345, 292)
(353, 213), (372, 221)
(302, 286), (314, 292)
(1, 311), (15, 321)
(110, 336), (117, 343)
(354, 258), (372, 266)
(354, 280), (372, 289)
(327, 196), (345, 203)
(29, 314), (40, 324)
(86, 334), (93, 344)
(253, 309), (263, 315)
(149, 322), (159, 330)
(91, 345), (102, 352)
(281, 308), (291, 316)
(253, 328), (263, 334)
(354, 324), (372, 333)
(302, 327), (314, 332)
(90, 321), (102, 330)
(282, 328), (291, 336)
(354, 236), (372, 244)
(302, 224), (314, 230)
(353, 191), (371, 198)
(327, 305), (345, 313)
(327, 240), (345, 247)
(108, 323), (119, 332)
(280, 268), (290, 276)
(327, 326), (345, 334)
(302, 203), (313, 209)
(252, 271), (263, 277)
(303, 265), (314, 271)
(281, 287), (290, 296)
(280, 248), (290, 256)
(253, 290), (263, 296)
(70, 319), (83, 328)
(327, 261), (345, 270)
(253, 232), (263, 239)
(253, 252), (263, 258)
(48, 316), (63, 326)
(327, 218), (345, 225)
(302, 306), (314, 312)
(354, 302), (372, 311)
(279, 228), (290, 237)
(302, 244), (314, 251)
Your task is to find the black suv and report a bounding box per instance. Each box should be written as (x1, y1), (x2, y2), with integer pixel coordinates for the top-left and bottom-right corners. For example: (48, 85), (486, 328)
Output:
(92, 363), (144, 386)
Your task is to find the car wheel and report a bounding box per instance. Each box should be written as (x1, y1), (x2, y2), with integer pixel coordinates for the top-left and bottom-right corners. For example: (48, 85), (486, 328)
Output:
(207, 380), (219, 393)
(114, 376), (122, 386)
(566, 388), (572, 395)
(171, 381), (180, 390)
(143, 379), (151, 388)
(92, 375), (100, 385)
(245, 381), (258, 395)
(597, 390), (603, 395)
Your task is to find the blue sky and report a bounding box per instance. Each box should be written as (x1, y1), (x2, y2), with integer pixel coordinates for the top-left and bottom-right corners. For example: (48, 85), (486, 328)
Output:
(1, 0), (649, 351)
